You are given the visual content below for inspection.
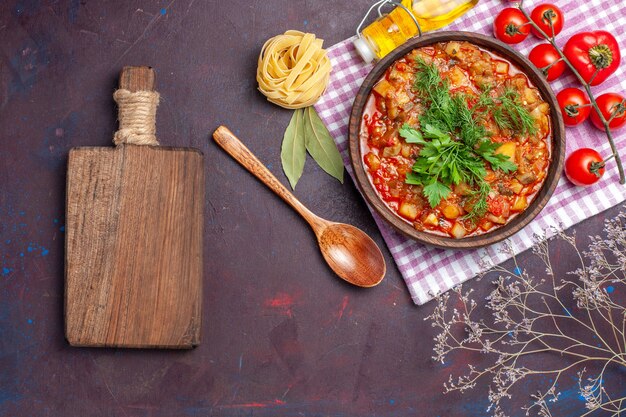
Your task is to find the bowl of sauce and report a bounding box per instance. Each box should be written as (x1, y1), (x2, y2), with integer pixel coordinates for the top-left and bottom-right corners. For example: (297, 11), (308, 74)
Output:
(348, 31), (565, 249)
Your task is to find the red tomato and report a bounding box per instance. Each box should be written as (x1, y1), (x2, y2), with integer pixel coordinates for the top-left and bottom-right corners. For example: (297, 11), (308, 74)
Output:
(563, 31), (621, 86)
(590, 92), (626, 131)
(565, 148), (605, 186)
(493, 8), (530, 44)
(528, 43), (565, 81)
(556, 88), (591, 126)
(530, 3), (564, 38)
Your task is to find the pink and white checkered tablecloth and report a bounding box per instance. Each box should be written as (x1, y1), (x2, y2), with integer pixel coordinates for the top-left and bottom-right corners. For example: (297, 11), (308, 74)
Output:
(313, 0), (626, 305)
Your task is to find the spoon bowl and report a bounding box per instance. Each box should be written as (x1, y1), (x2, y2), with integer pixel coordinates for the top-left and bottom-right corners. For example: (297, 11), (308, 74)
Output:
(317, 222), (385, 287)
(213, 126), (386, 288)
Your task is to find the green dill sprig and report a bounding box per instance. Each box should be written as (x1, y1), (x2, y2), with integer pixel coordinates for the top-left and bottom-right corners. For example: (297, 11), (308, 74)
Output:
(414, 58), (442, 95)
(474, 87), (538, 136)
(414, 58), (490, 148)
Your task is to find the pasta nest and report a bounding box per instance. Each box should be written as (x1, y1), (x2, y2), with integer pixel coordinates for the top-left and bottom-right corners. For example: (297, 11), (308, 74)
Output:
(257, 30), (332, 109)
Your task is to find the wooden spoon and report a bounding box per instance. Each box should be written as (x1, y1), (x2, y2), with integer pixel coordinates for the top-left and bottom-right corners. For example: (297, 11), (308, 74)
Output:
(213, 126), (386, 287)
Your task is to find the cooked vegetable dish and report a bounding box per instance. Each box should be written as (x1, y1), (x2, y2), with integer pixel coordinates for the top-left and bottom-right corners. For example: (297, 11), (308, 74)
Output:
(361, 41), (551, 238)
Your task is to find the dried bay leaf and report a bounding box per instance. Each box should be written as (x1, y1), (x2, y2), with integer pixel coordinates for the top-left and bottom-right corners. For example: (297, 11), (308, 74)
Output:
(281, 108), (307, 189)
(304, 106), (344, 183)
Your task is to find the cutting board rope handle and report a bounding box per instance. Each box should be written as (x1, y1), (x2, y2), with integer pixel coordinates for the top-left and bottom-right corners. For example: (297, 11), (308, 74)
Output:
(113, 66), (160, 146)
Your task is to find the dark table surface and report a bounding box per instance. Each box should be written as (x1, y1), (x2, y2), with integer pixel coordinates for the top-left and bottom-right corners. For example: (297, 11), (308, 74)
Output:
(1, 1), (623, 416)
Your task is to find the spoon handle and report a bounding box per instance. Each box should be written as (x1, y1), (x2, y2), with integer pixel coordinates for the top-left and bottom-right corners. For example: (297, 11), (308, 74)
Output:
(213, 126), (325, 230)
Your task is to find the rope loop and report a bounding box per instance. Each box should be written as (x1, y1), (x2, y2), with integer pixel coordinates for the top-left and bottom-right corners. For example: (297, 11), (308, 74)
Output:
(113, 89), (160, 146)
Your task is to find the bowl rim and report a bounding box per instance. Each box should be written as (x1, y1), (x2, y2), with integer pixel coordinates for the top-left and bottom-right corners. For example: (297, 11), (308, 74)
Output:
(348, 31), (566, 249)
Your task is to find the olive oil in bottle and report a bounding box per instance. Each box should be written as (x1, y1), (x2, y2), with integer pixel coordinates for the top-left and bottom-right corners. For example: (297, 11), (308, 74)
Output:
(354, 0), (479, 63)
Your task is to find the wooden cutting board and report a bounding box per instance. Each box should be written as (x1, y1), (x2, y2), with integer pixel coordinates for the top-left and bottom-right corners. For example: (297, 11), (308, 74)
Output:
(65, 67), (204, 349)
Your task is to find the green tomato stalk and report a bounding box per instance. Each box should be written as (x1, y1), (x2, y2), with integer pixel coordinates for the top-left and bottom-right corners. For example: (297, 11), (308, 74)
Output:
(518, 0), (625, 185)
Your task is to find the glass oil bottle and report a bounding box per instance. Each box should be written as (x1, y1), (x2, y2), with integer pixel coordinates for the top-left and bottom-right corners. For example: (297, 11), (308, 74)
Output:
(353, 0), (479, 63)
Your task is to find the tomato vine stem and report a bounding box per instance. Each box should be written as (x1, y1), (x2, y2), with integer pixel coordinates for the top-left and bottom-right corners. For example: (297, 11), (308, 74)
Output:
(518, 0), (625, 184)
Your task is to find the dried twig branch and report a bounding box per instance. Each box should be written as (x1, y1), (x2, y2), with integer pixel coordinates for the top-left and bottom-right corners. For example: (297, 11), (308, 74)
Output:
(427, 210), (626, 416)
